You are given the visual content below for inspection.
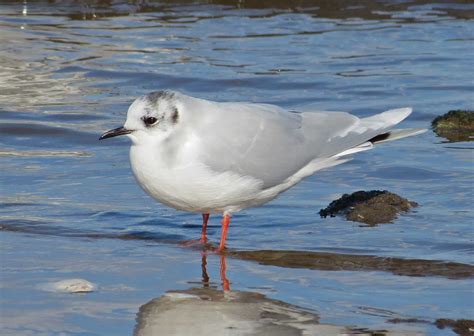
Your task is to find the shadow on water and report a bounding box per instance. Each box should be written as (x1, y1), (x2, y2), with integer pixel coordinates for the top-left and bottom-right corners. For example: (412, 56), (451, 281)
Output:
(2, 221), (473, 280)
(133, 254), (420, 336)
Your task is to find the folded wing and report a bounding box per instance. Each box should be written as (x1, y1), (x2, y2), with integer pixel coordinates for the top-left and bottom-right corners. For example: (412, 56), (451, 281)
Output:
(194, 101), (422, 188)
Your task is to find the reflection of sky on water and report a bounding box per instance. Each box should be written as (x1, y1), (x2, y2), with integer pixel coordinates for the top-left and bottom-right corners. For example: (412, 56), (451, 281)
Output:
(3, 232), (437, 335)
(2, 231), (472, 335)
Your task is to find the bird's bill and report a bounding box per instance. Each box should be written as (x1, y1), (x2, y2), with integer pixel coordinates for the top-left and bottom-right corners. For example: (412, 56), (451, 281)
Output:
(99, 127), (132, 140)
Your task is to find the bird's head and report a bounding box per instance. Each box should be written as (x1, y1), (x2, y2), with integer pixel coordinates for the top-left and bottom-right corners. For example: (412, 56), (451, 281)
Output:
(100, 90), (181, 144)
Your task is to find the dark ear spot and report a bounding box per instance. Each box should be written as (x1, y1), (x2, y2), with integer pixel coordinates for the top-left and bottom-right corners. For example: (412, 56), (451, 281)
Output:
(147, 90), (175, 106)
(171, 107), (179, 124)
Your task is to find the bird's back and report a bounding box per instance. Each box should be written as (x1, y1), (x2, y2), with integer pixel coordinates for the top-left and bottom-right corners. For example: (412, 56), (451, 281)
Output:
(179, 95), (366, 188)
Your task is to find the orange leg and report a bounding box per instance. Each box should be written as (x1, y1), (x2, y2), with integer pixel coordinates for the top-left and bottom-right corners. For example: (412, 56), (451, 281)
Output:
(219, 254), (230, 291)
(218, 214), (230, 252)
(200, 213), (209, 243)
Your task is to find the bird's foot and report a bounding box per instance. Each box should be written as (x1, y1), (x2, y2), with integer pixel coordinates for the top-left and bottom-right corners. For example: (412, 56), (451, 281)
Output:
(179, 239), (206, 248)
(180, 239), (218, 253)
(207, 245), (226, 254)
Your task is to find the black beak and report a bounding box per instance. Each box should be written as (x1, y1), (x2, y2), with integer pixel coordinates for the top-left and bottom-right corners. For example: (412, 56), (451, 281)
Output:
(99, 127), (132, 140)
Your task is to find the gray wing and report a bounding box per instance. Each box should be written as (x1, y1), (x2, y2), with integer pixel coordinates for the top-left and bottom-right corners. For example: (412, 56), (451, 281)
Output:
(194, 101), (361, 188)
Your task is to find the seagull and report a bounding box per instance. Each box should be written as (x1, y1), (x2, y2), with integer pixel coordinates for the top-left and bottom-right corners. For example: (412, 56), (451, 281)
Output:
(100, 90), (425, 251)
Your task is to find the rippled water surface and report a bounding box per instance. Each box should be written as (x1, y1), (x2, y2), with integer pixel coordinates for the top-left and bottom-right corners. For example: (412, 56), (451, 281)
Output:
(1, 1), (473, 335)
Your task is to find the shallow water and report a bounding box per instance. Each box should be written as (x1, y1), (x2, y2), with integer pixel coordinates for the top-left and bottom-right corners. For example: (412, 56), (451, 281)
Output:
(1, 1), (473, 335)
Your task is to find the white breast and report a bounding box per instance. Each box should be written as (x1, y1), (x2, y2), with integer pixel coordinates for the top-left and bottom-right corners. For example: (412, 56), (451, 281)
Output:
(129, 144), (265, 214)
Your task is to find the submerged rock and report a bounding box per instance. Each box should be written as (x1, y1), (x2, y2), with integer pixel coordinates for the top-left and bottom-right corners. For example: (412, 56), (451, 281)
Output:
(39, 279), (97, 293)
(435, 318), (474, 336)
(319, 190), (418, 225)
(230, 249), (474, 279)
(388, 317), (474, 335)
(432, 110), (474, 142)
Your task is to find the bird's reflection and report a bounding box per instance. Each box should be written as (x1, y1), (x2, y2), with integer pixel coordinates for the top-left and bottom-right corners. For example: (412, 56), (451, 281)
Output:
(201, 254), (229, 291)
(200, 254), (210, 287)
(219, 254), (230, 291)
(133, 253), (323, 336)
(132, 254), (415, 336)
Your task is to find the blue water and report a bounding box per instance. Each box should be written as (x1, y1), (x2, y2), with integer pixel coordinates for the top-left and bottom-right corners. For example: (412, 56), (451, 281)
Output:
(1, 1), (473, 335)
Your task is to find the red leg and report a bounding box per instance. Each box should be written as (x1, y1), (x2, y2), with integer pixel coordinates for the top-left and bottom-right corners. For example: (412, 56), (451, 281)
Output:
(200, 213), (209, 243)
(218, 214), (230, 252)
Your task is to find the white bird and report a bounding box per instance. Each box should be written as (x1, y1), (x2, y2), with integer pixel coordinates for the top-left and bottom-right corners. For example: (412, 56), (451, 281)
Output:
(100, 90), (425, 251)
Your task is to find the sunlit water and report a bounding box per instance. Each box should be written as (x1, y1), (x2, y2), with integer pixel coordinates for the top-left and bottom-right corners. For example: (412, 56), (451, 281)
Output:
(1, 1), (473, 335)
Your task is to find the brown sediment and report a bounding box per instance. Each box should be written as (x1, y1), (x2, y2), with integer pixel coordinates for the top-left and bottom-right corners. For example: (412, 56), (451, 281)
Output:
(319, 190), (418, 225)
(227, 250), (474, 280)
(435, 319), (474, 336)
(432, 110), (474, 142)
(387, 317), (431, 325)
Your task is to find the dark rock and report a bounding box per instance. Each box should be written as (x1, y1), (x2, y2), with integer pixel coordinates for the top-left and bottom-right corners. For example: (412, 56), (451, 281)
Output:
(435, 318), (474, 336)
(319, 190), (418, 225)
(432, 110), (474, 142)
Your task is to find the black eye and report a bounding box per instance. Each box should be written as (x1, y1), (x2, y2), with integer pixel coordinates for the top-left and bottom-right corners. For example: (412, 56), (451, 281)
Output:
(143, 116), (158, 126)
